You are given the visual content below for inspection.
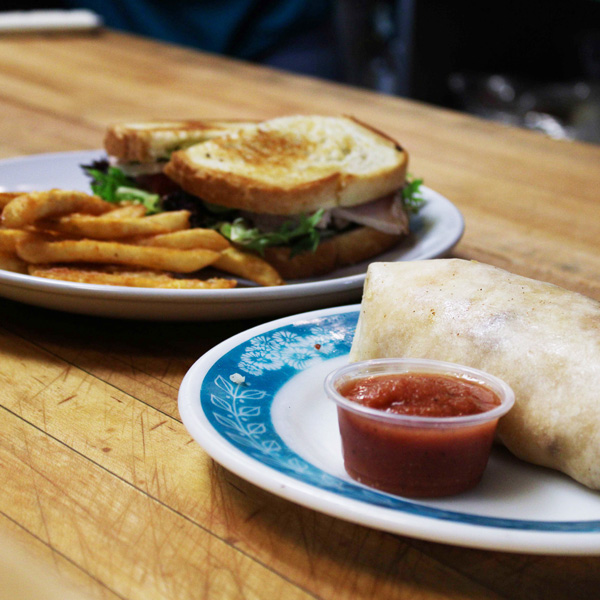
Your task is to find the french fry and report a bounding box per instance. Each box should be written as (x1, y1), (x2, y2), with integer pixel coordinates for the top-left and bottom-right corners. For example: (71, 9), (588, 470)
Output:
(133, 228), (230, 251)
(47, 210), (191, 239)
(0, 251), (28, 273)
(2, 190), (112, 228)
(28, 265), (236, 289)
(17, 236), (221, 273)
(0, 192), (22, 212)
(0, 187), (287, 288)
(0, 229), (29, 253)
(107, 203), (148, 218)
(214, 247), (284, 286)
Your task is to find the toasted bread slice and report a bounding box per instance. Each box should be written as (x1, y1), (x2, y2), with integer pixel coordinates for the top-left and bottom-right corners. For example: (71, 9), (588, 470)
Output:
(263, 226), (403, 279)
(104, 119), (256, 163)
(164, 115), (408, 215)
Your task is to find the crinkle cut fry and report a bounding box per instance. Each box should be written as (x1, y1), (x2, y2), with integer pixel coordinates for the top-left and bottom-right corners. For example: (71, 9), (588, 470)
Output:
(0, 229), (29, 253)
(0, 192), (22, 212)
(28, 265), (237, 289)
(214, 247), (284, 286)
(17, 236), (221, 273)
(0, 188), (287, 287)
(48, 210), (191, 239)
(2, 190), (113, 228)
(0, 251), (27, 273)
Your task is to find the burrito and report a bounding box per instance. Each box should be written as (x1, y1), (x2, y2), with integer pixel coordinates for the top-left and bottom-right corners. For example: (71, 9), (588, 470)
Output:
(350, 259), (600, 489)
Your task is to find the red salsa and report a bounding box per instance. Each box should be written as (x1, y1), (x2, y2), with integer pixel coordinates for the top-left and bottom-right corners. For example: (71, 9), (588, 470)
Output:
(335, 373), (503, 498)
(338, 373), (501, 417)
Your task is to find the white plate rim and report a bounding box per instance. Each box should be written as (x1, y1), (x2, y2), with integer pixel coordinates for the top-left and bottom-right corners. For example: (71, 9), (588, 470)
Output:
(178, 304), (600, 555)
(0, 150), (464, 319)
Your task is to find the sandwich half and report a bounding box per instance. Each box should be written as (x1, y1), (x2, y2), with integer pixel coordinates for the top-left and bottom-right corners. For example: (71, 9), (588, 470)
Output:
(103, 119), (257, 175)
(88, 115), (423, 279)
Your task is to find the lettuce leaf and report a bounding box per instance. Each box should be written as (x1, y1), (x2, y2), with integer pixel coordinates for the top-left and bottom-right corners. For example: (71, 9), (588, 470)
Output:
(402, 176), (426, 214)
(217, 210), (325, 257)
(82, 163), (425, 257)
(83, 165), (161, 214)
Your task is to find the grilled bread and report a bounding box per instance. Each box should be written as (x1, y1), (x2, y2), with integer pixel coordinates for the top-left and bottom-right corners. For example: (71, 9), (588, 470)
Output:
(164, 115), (408, 216)
(99, 115), (414, 280)
(263, 226), (402, 279)
(104, 119), (256, 163)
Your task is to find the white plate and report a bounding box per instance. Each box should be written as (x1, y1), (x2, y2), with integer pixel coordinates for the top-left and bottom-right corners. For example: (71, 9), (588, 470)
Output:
(179, 305), (600, 555)
(0, 150), (464, 320)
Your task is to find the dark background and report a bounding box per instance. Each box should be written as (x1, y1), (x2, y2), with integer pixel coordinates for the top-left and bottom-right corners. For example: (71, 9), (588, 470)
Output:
(5, 1), (600, 142)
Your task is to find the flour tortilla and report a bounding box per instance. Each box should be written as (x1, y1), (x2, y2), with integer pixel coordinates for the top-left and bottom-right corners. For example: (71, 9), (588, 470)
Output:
(350, 259), (600, 489)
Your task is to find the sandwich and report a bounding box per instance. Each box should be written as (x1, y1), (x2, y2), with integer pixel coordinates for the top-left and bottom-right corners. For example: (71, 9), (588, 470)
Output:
(85, 115), (424, 279)
(103, 119), (257, 175)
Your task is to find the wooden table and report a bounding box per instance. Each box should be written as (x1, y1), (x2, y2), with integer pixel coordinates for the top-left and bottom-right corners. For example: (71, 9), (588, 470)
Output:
(1, 29), (599, 600)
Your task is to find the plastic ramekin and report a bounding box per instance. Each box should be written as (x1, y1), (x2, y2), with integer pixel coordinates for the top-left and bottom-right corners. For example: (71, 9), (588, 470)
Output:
(324, 358), (515, 498)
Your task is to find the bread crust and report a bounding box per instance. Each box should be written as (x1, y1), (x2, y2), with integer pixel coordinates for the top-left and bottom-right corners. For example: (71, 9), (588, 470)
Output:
(105, 119), (256, 163)
(164, 115), (408, 215)
(262, 226), (403, 279)
(165, 155), (345, 214)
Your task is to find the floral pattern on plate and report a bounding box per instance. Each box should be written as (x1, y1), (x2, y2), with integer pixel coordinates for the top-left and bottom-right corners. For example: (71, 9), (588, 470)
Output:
(198, 309), (600, 533)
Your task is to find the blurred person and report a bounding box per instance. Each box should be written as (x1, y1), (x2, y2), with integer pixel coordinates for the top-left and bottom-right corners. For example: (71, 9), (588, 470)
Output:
(55, 0), (343, 80)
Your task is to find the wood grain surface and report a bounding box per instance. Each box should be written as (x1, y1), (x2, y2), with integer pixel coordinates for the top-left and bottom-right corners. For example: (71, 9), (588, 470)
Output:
(1, 29), (599, 600)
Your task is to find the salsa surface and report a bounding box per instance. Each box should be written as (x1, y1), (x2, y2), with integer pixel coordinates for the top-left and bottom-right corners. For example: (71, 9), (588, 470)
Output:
(338, 373), (501, 418)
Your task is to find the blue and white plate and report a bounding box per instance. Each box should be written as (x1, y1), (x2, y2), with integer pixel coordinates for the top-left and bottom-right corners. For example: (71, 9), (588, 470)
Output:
(0, 150), (463, 320)
(179, 305), (600, 555)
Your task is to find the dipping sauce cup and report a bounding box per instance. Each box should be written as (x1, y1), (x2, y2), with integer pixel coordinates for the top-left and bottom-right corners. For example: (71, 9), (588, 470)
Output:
(324, 358), (515, 498)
